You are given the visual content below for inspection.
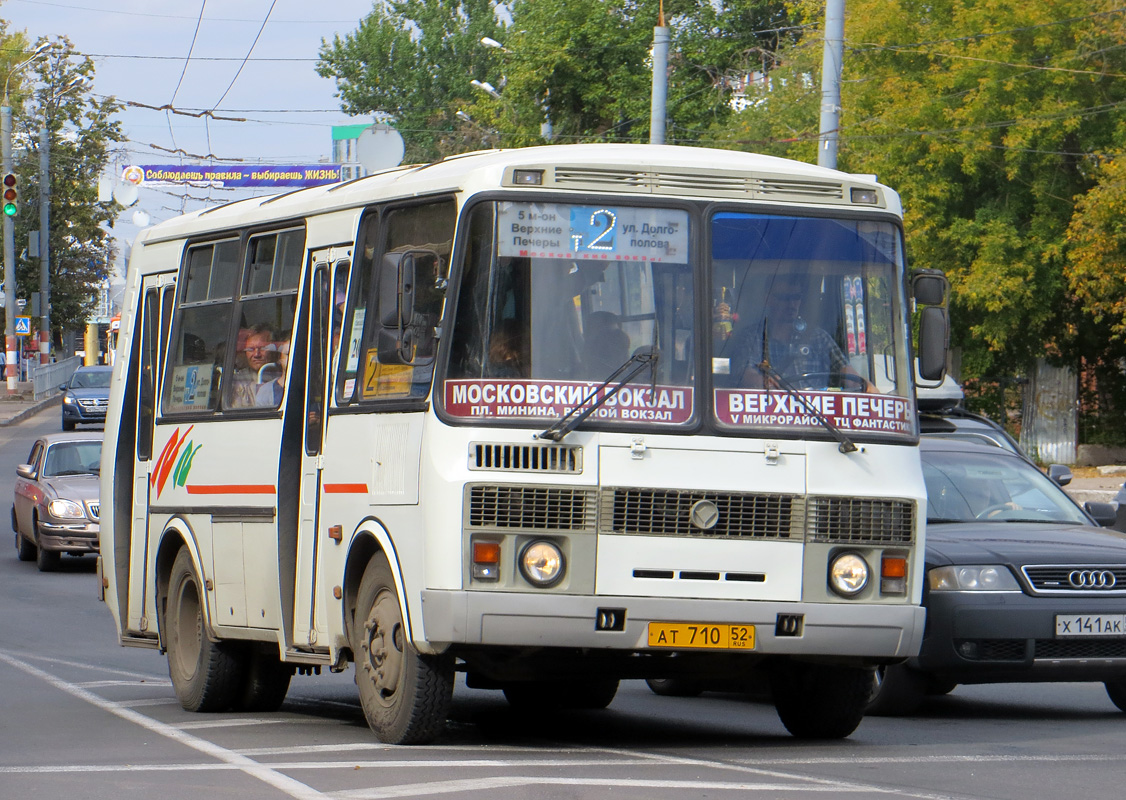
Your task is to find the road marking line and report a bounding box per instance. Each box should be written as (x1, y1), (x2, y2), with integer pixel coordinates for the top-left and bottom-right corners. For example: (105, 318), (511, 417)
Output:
(76, 679), (173, 688)
(175, 718), (301, 730)
(0, 649), (328, 800)
(324, 776), (882, 799)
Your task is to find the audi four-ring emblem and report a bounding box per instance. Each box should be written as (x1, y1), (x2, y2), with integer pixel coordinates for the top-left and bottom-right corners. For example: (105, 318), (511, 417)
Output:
(1068, 570), (1117, 589)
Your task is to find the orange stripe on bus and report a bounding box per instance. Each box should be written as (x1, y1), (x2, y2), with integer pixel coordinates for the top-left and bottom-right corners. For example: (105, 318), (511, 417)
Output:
(323, 483), (369, 494)
(185, 485), (277, 495)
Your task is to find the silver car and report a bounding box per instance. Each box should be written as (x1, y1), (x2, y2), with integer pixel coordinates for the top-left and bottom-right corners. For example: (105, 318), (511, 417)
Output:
(11, 432), (102, 571)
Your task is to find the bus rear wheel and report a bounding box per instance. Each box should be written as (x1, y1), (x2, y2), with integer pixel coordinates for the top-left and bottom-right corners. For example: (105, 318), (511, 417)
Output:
(353, 555), (453, 744)
(238, 649), (292, 712)
(770, 661), (872, 739)
(165, 548), (245, 712)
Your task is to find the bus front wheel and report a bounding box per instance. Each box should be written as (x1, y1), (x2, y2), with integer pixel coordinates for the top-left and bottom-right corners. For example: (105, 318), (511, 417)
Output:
(165, 548), (245, 712)
(353, 555), (453, 744)
(770, 661), (872, 739)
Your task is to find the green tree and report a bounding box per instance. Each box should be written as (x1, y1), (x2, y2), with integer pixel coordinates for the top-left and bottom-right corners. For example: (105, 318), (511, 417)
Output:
(717, 1), (1126, 398)
(316, 1), (798, 159)
(316, 0), (506, 163)
(8, 36), (124, 347)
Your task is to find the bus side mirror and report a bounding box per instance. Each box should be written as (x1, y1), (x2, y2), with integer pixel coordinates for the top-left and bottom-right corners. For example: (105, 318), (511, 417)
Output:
(912, 269), (950, 383)
(912, 270), (946, 306)
(377, 249), (441, 365)
(916, 306), (948, 382)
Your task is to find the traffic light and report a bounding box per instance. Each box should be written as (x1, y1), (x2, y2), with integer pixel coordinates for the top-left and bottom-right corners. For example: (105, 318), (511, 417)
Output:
(2, 173), (17, 217)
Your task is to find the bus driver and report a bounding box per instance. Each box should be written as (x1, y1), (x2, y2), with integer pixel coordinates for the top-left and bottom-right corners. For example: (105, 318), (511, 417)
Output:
(732, 276), (877, 392)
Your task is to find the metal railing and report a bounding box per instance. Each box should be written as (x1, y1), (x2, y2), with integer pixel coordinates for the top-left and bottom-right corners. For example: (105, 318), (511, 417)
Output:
(29, 356), (82, 401)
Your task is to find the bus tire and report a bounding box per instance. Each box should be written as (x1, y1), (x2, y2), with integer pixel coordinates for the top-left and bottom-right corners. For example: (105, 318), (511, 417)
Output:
(238, 649), (292, 712)
(503, 678), (620, 710)
(770, 661), (871, 739)
(165, 548), (245, 712)
(353, 554), (453, 744)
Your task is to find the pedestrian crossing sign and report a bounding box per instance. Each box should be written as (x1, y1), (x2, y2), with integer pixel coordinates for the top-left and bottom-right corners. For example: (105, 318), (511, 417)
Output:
(14, 316), (30, 335)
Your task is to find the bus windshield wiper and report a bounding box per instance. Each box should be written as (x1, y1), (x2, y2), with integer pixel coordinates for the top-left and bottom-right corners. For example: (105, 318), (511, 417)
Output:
(758, 320), (857, 454)
(536, 349), (658, 442)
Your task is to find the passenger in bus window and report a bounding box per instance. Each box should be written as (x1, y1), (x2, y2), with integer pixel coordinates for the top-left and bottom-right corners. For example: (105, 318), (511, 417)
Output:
(731, 276), (876, 392)
(255, 332), (290, 407)
(486, 320), (527, 378)
(230, 323), (277, 407)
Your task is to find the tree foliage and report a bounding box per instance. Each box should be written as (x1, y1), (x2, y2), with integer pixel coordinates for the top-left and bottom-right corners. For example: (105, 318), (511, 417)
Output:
(7, 36), (124, 344)
(715, 0), (1126, 390)
(317, 0), (798, 160)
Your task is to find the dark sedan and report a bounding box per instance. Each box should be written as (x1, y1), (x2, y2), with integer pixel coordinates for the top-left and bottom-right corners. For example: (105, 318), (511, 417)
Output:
(11, 432), (102, 571)
(60, 365), (112, 430)
(869, 438), (1126, 715)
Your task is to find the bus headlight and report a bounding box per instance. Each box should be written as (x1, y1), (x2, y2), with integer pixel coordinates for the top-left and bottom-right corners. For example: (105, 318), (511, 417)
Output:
(519, 540), (565, 588)
(828, 553), (869, 597)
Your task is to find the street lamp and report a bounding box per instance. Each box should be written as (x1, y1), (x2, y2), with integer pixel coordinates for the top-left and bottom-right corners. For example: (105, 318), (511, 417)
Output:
(3, 40), (49, 394)
(38, 74), (89, 364)
(473, 38), (554, 142)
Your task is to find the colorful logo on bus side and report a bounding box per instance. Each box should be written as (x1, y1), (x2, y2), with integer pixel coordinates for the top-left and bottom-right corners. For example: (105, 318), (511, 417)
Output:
(151, 426), (202, 498)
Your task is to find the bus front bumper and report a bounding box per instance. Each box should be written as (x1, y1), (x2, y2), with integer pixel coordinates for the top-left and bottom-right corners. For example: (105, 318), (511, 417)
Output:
(420, 590), (925, 660)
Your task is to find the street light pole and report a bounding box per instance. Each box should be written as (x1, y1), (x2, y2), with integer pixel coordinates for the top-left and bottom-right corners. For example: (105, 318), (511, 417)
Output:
(3, 41), (49, 394)
(38, 75), (87, 365)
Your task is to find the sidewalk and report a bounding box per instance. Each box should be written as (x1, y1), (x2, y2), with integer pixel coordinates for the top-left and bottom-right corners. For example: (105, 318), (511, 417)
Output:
(0, 392), (60, 427)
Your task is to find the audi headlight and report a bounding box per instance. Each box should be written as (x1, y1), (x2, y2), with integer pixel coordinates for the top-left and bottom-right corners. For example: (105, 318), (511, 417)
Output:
(828, 553), (869, 597)
(47, 499), (85, 519)
(928, 565), (1020, 592)
(519, 540), (565, 588)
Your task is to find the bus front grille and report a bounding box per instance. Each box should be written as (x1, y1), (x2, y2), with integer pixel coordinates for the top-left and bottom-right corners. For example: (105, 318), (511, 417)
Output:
(599, 488), (802, 539)
(468, 442), (582, 474)
(466, 485), (596, 531)
(806, 497), (915, 544)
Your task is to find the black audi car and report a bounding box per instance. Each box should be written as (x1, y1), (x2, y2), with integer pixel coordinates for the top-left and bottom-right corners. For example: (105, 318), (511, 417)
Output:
(869, 438), (1126, 715)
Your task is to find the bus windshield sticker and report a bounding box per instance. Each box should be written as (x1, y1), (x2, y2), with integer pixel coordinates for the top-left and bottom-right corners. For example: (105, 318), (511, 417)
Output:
(445, 379), (693, 423)
(362, 350), (412, 398)
(497, 202), (689, 263)
(715, 388), (913, 434)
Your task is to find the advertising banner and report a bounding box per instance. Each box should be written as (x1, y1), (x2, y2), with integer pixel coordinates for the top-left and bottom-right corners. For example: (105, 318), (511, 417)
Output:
(131, 164), (343, 188)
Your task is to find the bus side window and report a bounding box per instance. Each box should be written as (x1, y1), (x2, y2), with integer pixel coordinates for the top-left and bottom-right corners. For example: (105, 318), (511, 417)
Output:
(163, 240), (239, 414)
(355, 199), (455, 401)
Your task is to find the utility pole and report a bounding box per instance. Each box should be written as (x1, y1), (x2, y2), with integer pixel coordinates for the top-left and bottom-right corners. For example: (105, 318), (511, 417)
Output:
(649, 1), (669, 145)
(2, 41), (49, 394)
(818, 0), (846, 169)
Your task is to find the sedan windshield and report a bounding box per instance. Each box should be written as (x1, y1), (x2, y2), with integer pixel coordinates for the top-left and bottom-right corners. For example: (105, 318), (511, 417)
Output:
(922, 449), (1090, 525)
(43, 442), (103, 477)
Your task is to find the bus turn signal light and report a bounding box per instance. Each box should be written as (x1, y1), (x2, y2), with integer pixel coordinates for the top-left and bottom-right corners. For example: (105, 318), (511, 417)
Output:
(472, 540), (501, 581)
(881, 555), (907, 595)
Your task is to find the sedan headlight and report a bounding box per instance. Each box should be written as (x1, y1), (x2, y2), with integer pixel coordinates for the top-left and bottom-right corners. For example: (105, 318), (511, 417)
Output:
(62, 395), (76, 404)
(47, 499), (86, 519)
(519, 540), (565, 587)
(828, 552), (869, 597)
(928, 565), (1020, 592)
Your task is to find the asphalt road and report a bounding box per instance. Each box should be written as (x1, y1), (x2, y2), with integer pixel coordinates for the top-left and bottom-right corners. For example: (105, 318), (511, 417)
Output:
(2, 411), (1126, 800)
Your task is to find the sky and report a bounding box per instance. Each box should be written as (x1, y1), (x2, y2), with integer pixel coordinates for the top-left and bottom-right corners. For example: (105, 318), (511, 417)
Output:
(1, 0), (379, 266)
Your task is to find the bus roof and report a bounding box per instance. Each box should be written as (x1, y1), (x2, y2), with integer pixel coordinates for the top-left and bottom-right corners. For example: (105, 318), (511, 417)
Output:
(137, 143), (902, 247)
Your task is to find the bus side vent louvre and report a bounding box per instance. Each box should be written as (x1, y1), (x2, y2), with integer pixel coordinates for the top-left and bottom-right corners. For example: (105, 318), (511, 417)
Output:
(466, 485), (596, 531)
(469, 442), (582, 474)
(600, 488), (802, 539)
(806, 497), (915, 544)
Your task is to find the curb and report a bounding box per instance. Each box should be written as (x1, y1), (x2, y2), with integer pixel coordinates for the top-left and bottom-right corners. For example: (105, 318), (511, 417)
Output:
(0, 394), (61, 427)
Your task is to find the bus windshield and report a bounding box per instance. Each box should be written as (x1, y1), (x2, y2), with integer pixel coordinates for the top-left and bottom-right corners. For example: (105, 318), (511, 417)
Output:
(711, 212), (914, 438)
(445, 200), (695, 426)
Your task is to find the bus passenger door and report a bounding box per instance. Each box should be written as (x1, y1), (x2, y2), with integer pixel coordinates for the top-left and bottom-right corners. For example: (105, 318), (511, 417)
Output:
(127, 273), (175, 634)
(292, 253), (342, 648)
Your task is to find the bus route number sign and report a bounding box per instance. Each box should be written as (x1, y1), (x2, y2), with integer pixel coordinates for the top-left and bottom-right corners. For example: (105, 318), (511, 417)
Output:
(497, 201), (688, 263)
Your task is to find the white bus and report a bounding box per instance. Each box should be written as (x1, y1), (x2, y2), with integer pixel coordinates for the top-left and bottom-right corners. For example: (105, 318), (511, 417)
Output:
(99, 144), (948, 744)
